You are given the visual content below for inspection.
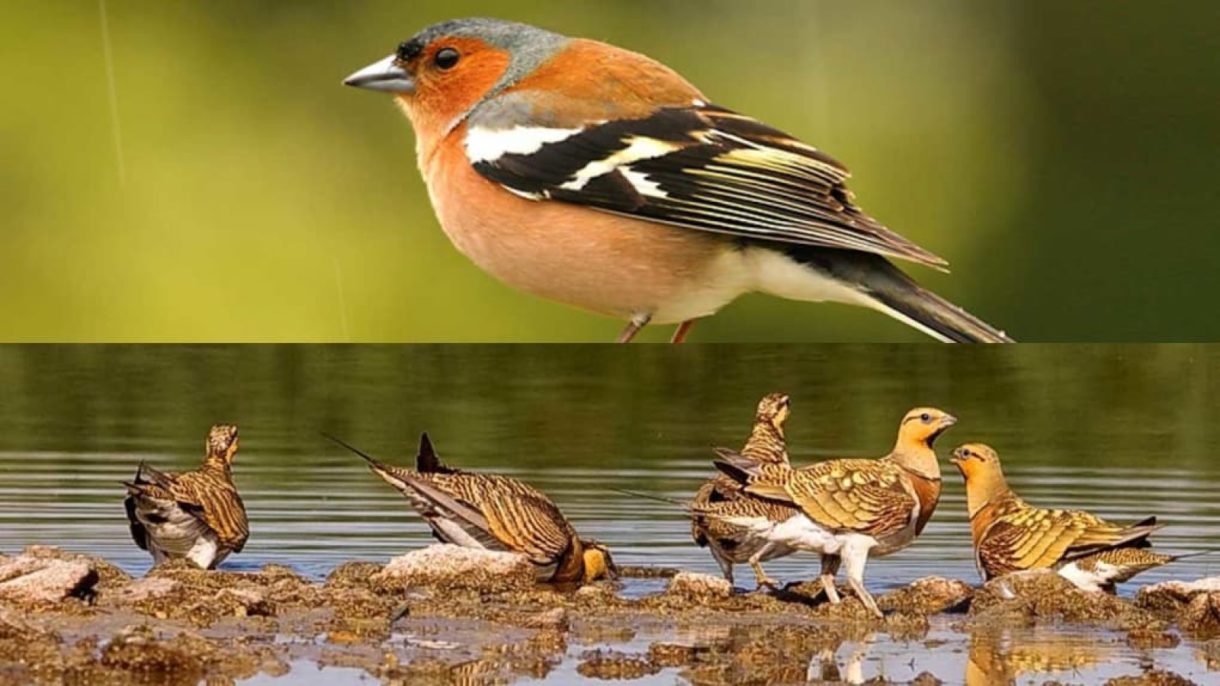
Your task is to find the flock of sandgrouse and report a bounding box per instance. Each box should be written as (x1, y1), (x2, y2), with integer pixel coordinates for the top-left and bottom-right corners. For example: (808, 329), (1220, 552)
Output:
(123, 395), (1193, 618)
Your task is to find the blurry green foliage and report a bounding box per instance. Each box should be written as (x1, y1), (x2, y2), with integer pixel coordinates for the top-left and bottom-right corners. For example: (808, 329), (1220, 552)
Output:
(1, 1), (1217, 341)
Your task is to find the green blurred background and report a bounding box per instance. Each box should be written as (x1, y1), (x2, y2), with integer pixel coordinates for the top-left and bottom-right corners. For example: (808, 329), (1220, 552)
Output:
(2, 1), (1217, 341)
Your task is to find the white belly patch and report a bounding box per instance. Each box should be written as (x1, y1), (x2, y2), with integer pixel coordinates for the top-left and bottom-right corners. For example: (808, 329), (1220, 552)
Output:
(1057, 561), (1120, 592)
(135, 499), (220, 566)
(768, 514), (844, 555)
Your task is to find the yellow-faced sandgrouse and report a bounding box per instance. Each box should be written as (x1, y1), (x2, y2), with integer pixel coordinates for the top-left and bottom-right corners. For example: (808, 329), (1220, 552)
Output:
(688, 392), (800, 588)
(329, 432), (615, 584)
(952, 443), (1202, 592)
(715, 407), (956, 617)
(124, 424), (249, 569)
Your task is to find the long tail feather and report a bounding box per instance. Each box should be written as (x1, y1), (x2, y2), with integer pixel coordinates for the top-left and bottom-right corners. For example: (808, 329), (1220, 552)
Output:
(864, 278), (1013, 343)
(612, 488), (692, 510)
(787, 248), (1013, 343)
(1171, 548), (1220, 562)
(321, 431), (395, 474)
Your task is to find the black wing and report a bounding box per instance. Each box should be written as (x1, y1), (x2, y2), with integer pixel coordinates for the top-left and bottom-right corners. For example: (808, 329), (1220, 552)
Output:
(471, 105), (947, 270)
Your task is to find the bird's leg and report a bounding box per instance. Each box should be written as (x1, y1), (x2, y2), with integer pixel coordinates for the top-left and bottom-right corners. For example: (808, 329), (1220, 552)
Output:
(820, 554), (842, 604)
(712, 549), (735, 586)
(842, 540), (882, 618)
(749, 543), (780, 590)
(848, 576), (882, 619)
(616, 313), (651, 343)
(670, 320), (696, 343)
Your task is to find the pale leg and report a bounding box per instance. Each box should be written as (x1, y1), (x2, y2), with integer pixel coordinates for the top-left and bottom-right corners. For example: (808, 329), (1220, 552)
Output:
(749, 542), (780, 589)
(841, 537), (881, 618)
(820, 554), (842, 604)
(712, 548), (735, 586)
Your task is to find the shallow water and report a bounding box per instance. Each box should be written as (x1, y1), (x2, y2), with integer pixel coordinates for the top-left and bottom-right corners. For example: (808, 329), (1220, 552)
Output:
(0, 345), (1218, 683)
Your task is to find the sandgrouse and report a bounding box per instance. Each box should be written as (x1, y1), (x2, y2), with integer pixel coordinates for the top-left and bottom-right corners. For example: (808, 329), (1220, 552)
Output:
(715, 407), (956, 617)
(123, 424), (249, 569)
(689, 392), (801, 588)
(330, 432), (615, 584)
(953, 443), (1188, 592)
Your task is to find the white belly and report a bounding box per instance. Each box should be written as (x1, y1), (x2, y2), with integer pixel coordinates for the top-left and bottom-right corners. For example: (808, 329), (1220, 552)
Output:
(1057, 561), (1119, 593)
(136, 501), (224, 568)
(766, 514), (846, 555)
(709, 515), (797, 564)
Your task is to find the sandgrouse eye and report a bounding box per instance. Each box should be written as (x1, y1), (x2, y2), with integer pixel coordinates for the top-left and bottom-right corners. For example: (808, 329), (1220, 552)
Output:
(434, 48), (460, 69)
(920, 413), (931, 422)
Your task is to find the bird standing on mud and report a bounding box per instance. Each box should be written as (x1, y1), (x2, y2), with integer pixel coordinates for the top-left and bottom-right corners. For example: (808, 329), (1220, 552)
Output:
(344, 17), (1012, 342)
(714, 408), (956, 617)
(327, 432), (615, 584)
(952, 443), (1196, 592)
(123, 425), (249, 569)
(689, 392), (801, 588)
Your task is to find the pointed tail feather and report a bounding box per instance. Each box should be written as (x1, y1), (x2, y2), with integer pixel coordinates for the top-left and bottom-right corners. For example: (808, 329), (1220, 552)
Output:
(864, 279), (1013, 344)
(321, 431), (404, 484)
(1170, 548), (1220, 562)
(612, 488), (693, 510)
(787, 248), (1013, 343)
(415, 432), (456, 474)
(134, 462), (176, 490)
(712, 447), (762, 486)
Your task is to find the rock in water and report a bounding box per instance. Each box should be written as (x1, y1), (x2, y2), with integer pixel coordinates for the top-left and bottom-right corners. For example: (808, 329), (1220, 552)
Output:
(1137, 577), (1220, 634)
(373, 544), (536, 593)
(878, 576), (974, 615)
(0, 554), (98, 605)
(664, 572), (733, 600)
(109, 577), (181, 605)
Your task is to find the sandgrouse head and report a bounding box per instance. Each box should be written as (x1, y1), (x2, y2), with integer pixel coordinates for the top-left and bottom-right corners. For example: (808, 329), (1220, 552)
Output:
(207, 424), (240, 464)
(754, 392), (791, 431)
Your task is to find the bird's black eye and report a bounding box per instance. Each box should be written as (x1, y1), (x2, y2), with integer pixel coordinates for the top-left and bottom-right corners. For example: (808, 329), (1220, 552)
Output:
(920, 413), (931, 422)
(434, 47), (460, 70)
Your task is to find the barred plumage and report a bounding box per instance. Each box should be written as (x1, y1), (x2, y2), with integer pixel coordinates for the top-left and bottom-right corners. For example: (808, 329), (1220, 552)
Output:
(123, 424), (248, 570)
(715, 407), (955, 617)
(954, 443), (1178, 592)
(329, 432), (614, 584)
(689, 393), (799, 587)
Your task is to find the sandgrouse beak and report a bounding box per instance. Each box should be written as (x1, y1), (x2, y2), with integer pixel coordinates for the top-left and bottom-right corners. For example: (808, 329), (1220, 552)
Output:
(344, 55), (415, 93)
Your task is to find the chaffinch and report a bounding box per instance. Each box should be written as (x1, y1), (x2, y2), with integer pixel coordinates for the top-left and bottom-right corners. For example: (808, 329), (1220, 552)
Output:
(344, 17), (1013, 343)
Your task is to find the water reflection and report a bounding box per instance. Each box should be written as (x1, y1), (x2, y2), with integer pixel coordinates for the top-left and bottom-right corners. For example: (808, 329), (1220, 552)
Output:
(0, 345), (1217, 591)
(0, 345), (1215, 684)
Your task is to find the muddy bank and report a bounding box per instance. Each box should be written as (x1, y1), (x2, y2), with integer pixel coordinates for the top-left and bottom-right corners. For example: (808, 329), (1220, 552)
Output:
(0, 545), (1217, 684)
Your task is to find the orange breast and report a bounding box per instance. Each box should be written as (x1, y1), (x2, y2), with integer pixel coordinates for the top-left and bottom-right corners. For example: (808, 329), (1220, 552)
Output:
(422, 136), (742, 322)
(907, 474), (942, 536)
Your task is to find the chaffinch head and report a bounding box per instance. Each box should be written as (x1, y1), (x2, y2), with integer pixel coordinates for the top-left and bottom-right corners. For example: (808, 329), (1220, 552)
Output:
(345, 17), (1012, 342)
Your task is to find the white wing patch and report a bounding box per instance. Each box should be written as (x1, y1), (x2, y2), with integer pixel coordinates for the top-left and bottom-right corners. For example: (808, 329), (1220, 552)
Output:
(621, 168), (667, 198)
(559, 136), (681, 191)
(465, 125), (584, 164)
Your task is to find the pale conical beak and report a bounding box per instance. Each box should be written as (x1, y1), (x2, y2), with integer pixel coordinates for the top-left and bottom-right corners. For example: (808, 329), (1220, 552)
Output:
(343, 55), (414, 94)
